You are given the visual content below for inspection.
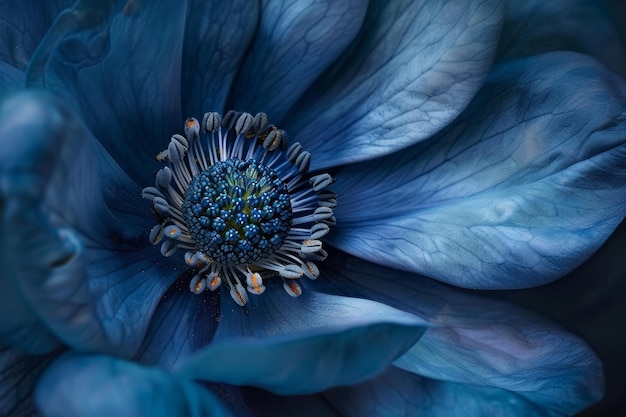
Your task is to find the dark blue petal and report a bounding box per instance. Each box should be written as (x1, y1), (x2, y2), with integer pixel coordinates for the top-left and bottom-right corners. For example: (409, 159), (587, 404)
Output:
(0, 90), (174, 356)
(324, 366), (546, 417)
(331, 51), (626, 289)
(0, 61), (25, 91)
(229, 0), (368, 122)
(496, 0), (626, 75)
(134, 278), (220, 369)
(27, 0), (187, 184)
(0, 347), (61, 417)
(0, 0), (73, 70)
(173, 283), (428, 394)
(35, 353), (233, 417)
(243, 387), (341, 417)
(181, 0), (258, 117)
(315, 248), (604, 416)
(285, 0), (504, 169)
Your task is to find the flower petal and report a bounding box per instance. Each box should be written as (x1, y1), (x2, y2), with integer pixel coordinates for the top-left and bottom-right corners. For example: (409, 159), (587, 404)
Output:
(35, 353), (233, 417)
(316, 248), (604, 416)
(0, 347), (61, 417)
(228, 0), (368, 122)
(134, 278), (220, 369)
(27, 0), (187, 184)
(331, 51), (626, 289)
(0, 90), (173, 356)
(0, 61), (25, 91)
(324, 366), (546, 417)
(174, 282), (428, 394)
(285, 0), (504, 169)
(496, 0), (626, 75)
(181, 0), (258, 117)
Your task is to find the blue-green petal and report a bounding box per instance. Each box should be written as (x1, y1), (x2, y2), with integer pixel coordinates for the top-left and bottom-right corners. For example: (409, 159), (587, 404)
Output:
(324, 366), (546, 417)
(0, 347), (61, 417)
(229, 0), (368, 123)
(174, 283), (428, 394)
(27, 0), (186, 184)
(315, 248), (604, 416)
(35, 353), (233, 417)
(284, 0), (504, 170)
(331, 51), (626, 289)
(181, 0), (258, 117)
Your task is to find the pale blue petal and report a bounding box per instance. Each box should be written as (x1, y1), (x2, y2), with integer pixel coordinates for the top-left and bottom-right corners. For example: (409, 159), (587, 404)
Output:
(229, 0), (368, 122)
(0, 90), (175, 356)
(496, 0), (626, 75)
(174, 282), (428, 394)
(325, 366), (546, 417)
(134, 279), (220, 369)
(315, 248), (604, 416)
(27, 0), (186, 184)
(0, 348), (60, 417)
(35, 353), (233, 417)
(331, 51), (626, 289)
(285, 0), (504, 169)
(181, 0), (258, 117)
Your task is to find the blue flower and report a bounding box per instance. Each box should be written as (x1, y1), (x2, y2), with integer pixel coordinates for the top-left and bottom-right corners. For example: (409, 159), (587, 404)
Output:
(1, 0), (625, 416)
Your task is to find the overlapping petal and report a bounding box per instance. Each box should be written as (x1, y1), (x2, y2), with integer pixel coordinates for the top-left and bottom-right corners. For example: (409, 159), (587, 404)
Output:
(35, 353), (233, 417)
(181, 0), (259, 117)
(229, 0), (368, 122)
(316, 248), (604, 416)
(174, 284), (428, 394)
(331, 51), (626, 289)
(27, 0), (186, 184)
(285, 0), (504, 169)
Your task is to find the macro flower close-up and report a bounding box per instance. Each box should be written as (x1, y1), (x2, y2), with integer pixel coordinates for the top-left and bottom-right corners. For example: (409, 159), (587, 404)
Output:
(2, 0), (626, 416)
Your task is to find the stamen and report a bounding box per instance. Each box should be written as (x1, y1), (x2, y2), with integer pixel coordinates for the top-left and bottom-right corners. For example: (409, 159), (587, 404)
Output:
(143, 111), (336, 306)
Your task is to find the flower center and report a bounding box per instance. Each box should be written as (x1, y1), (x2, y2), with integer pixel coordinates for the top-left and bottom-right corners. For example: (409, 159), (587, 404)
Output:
(142, 111), (336, 307)
(181, 158), (292, 265)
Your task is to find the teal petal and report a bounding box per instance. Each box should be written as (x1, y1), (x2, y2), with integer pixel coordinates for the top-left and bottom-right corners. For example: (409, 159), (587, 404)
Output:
(174, 284), (428, 394)
(181, 0), (258, 117)
(285, 0), (504, 169)
(35, 353), (233, 417)
(27, 0), (186, 184)
(229, 0), (368, 122)
(0, 348), (60, 417)
(316, 248), (604, 416)
(331, 51), (626, 289)
(325, 366), (546, 417)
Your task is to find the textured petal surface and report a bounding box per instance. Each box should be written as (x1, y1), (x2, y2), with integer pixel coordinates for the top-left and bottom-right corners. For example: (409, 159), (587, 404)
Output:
(325, 366), (546, 417)
(174, 283), (428, 394)
(27, 0), (186, 184)
(316, 248), (604, 416)
(285, 0), (504, 169)
(0, 348), (60, 417)
(331, 52), (626, 289)
(229, 0), (368, 122)
(35, 353), (233, 417)
(496, 0), (626, 75)
(181, 0), (258, 117)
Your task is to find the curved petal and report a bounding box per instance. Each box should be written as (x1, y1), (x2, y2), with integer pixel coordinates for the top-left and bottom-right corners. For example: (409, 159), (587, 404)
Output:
(0, 0), (73, 70)
(134, 278), (220, 369)
(181, 0), (258, 117)
(324, 366), (546, 417)
(27, 0), (186, 185)
(228, 0), (368, 122)
(315, 248), (604, 416)
(35, 353), (233, 417)
(331, 51), (626, 289)
(0, 61), (25, 91)
(173, 282), (428, 395)
(0, 90), (174, 357)
(496, 0), (626, 75)
(284, 0), (504, 169)
(0, 348), (61, 417)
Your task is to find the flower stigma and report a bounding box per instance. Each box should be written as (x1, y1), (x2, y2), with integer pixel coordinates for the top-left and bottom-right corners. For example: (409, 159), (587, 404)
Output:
(142, 111), (336, 306)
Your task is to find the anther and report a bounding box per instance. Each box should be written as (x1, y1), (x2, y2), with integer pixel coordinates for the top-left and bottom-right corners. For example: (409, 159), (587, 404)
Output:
(263, 129), (284, 151)
(203, 112), (221, 132)
(295, 151), (311, 173)
(301, 239), (323, 253)
(142, 187), (165, 201)
(309, 173), (334, 191)
(253, 112), (268, 134)
(156, 167), (172, 189)
(153, 197), (170, 214)
(283, 280), (302, 297)
(279, 264), (303, 279)
(303, 261), (319, 280)
(310, 223), (330, 239)
(286, 142), (303, 162)
(235, 112), (254, 135)
(161, 240), (178, 257)
(149, 224), (164, 245)
(312, 206), (334, 221)
(184, 118), (200, 140)
(230, 283), (249, 306)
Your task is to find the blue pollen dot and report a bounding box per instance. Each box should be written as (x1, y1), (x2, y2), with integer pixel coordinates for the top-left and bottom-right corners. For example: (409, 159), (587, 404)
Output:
(182, 158), (293, 265)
